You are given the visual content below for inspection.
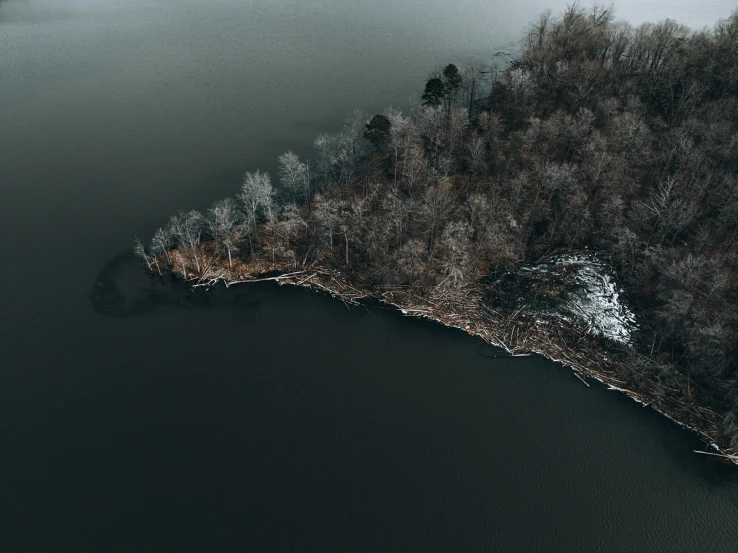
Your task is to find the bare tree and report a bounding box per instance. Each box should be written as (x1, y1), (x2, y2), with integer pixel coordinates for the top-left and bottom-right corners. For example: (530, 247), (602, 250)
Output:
(133, 236), (158, 274)
(437, 221), (473, 289)
(381, 187), (413, 247)
(395, 238), (428, 286)
(275, 204), (309, 268)
(313, 197), (340, 253)
(150, 226), (173, 268)
(238, 170), (275, 256)
(207, 197), (240, 270)
(277, 151), (310, 204)
(419, 181), (456, 256)
(168, 210), (204, 275)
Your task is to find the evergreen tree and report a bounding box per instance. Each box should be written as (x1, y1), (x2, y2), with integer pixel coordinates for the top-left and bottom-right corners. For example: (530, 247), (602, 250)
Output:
(421, 77), (445, 107)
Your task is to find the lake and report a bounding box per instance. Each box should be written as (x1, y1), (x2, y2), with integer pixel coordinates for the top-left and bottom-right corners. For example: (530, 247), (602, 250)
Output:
(2, 0), (738, 551)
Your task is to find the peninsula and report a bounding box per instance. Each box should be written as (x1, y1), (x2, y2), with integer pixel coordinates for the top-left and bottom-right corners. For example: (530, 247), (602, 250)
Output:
(136, 6), (738, 463)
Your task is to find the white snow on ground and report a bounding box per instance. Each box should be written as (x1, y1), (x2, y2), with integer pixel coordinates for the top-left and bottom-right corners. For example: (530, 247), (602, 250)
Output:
(533, 253), (637, 344)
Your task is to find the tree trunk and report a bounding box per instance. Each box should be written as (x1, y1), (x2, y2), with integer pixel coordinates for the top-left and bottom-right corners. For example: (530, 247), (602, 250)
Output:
(189, 243), (201, 273)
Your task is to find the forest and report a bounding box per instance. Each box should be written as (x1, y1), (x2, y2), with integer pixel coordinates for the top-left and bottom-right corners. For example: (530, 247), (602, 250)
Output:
(135, 6), (738, 459)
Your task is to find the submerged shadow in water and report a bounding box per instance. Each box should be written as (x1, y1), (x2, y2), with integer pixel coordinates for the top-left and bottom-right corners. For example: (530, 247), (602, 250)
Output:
(89, 251), (262, 317)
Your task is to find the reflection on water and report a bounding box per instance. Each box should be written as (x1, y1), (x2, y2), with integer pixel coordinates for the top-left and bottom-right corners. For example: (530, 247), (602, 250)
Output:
(90, 252), (266, 317)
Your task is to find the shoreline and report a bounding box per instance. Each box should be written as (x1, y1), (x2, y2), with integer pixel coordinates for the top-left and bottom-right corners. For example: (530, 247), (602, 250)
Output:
(165, 247), (738, 466)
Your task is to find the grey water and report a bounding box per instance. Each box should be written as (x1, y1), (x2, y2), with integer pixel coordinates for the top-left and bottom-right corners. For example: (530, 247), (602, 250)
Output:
(2, 1), (738, 551)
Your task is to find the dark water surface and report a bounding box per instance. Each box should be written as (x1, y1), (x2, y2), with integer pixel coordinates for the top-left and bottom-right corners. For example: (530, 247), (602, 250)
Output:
(2, 1), (738, 551)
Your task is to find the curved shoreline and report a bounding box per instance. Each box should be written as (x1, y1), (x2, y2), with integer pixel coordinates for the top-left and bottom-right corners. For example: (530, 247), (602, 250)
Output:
(169, 250), (738, 466)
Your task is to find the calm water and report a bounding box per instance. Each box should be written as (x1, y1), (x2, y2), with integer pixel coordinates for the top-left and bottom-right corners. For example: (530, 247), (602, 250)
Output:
(2, 1), (738, 551)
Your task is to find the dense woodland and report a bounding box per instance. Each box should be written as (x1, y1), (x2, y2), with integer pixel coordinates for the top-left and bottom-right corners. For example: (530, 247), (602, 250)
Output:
(137, 6), (738, 453)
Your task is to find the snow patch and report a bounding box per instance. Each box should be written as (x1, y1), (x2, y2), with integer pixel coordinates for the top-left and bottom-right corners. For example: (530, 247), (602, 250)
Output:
(531, 253), (637, 344)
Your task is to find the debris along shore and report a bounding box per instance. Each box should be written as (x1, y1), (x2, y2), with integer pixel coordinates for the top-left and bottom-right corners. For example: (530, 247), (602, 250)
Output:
(160, 244), (738, 465)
